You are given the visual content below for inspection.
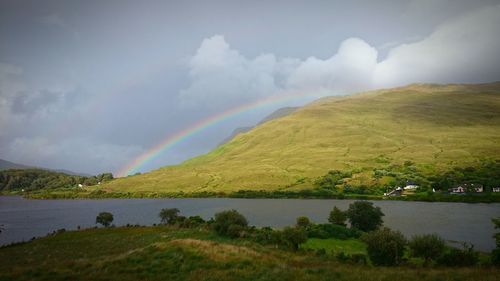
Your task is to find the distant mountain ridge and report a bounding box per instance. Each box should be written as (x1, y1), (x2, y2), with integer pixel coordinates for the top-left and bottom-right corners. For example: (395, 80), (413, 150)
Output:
(0, 158), (91, 177)
(0, 159), (31, 170)
(218, 107), (298, 146)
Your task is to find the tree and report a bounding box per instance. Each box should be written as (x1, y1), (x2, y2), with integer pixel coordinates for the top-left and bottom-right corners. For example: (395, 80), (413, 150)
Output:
(282, 226), (307, 251)
(296, 216), (311, 228)
(492, 217), (500, 265)
(96, 212), (113, 227)
(159, 208), (180, 224)
(437, 242), (479, 267)
(408, 234), (446, 264)
(328, 206), (347, 226)
(346, 201), (384, 232)
(97, 173), (114, 182)
(213, 210), (248, 237)
(362, 227), (407, 266)
(83, 176), (98, 186)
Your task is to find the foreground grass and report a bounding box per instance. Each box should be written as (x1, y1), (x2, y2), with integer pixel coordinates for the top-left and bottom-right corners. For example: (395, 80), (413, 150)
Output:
(0, 226), (499, 281)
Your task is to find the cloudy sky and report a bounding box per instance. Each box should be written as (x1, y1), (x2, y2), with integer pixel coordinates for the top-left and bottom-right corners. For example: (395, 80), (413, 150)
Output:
(1, 0), (499, 176)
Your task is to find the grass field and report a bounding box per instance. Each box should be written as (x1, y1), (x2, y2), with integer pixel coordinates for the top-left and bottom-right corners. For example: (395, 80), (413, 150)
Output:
(301, 238), (367, 255)
(98, 82), (500, 194)
(1, 226), (499, 281)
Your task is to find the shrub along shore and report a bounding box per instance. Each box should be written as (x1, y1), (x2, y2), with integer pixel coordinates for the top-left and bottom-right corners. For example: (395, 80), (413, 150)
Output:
(8, 187), (500, 203)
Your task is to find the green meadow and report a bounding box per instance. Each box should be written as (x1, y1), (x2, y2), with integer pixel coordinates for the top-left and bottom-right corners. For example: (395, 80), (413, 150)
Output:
(1, 226), (499, 281)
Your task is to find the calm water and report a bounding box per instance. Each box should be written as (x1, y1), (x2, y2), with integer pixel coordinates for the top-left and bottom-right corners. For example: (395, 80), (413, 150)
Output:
(0, 196), (499, 251)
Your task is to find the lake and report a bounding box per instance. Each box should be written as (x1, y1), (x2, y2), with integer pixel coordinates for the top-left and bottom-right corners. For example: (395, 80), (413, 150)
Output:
(0, 196), (499, 251)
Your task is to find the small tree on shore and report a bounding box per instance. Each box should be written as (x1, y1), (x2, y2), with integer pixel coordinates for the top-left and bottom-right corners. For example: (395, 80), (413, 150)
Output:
(328, 206), (347, 226)
(346, 201), (384, 232)
(296, 216), (312, 228)
(96, 212), (114, 227)
(282, 226), (307, 251)
(362, 227), (407, 266)
(213, 210), (248, 237)
(159, 208), (180, 224)
(409, 233), (446, 264)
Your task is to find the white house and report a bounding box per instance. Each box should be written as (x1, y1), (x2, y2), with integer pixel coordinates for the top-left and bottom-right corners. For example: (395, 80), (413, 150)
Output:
(78, 184), (83, 188)
(449, 183), (483, 193)
(493, 187), (500, 193)
(403, 181), (419, 190)
(449, 185), (465, 193)
(403, 184), (419, 190)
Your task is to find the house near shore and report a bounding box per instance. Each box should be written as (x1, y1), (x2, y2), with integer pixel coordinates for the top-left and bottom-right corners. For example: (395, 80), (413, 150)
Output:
(448, 183), (483, 193)
(493, 187), (500, 193)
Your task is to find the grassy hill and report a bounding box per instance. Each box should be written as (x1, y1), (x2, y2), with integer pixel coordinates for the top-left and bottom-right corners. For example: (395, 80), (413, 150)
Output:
(102, 82), (500, 194)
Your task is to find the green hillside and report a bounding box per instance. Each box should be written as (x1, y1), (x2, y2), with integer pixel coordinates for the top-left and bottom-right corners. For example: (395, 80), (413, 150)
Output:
(102, 82), (500, 194)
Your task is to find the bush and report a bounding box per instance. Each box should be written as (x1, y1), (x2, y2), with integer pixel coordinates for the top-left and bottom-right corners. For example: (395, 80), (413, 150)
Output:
(409, 233), (446, 263)
(492, 217), (500, 266)
(227, 224), (246, 238)
(213, 210), (248, 237)
(346, 201), (384, 232)
(437, 243), (479, 267)
(336, 251), (350, 262)
(328, 206), (346, 226)
(307, 224), (362, 240)
(252, 227), (283, 245)
(180, 216), (205, 228)
(159, 208), (180, 224)
(95, 212), (113, 227)
(491, 249), (500, 266)
(334, 252), (367, 265)
(315, 248), (327, 256)
(282, 226), (307, 251)
(362, 227), (407, 266)
(351, 253), (368, 265)
(296, 216), (312, 228)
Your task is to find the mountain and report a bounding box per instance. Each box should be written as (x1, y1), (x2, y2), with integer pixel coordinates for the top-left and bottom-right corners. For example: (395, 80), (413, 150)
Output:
(104, 82), (500, 193)
(0, 158), (91, 177)
(0, 159), (31, 170)
(218, 127), (253, 146)
(218, 107), (298, 146)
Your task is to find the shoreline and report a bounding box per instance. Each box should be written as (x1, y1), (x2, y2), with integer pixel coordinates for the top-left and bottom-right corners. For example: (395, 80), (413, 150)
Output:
(3, 189), (500, 203)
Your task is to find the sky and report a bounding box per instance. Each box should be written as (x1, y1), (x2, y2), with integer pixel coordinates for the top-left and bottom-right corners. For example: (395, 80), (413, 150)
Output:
(1, 0), (500, 176)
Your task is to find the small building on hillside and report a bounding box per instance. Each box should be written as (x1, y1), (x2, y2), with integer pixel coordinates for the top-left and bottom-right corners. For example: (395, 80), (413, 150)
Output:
(493, 187), (500, 193)
(448, 183), (483, 193)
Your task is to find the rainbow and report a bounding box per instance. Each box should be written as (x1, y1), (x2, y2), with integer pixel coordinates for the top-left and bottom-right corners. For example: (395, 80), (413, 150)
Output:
(116, 91), (324, 177)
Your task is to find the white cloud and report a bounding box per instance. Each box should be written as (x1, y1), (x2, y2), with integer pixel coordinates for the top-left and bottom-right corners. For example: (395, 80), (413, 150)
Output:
(182, 4), (500, 105)
(286, 37), (378, 93)
(179, 35), (281, 108)
(374, 4), (500, 87)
